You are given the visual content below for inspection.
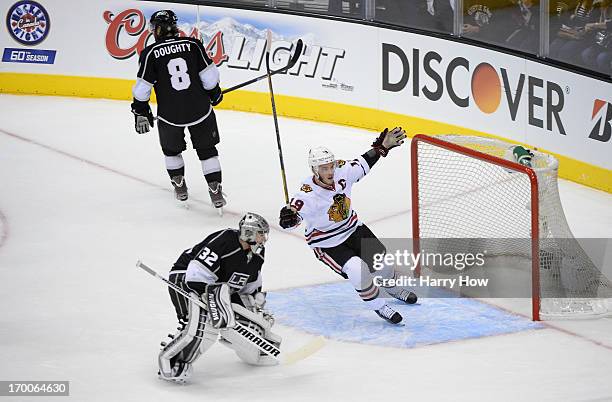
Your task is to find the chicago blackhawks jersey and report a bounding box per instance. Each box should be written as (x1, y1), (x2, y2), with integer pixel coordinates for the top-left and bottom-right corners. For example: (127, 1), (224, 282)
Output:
(290, 156), (371, 249)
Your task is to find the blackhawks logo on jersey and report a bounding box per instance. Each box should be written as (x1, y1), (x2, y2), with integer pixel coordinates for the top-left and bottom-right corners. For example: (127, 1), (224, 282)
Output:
(301, 184), (313, 193)
(327, 194), (351, 223)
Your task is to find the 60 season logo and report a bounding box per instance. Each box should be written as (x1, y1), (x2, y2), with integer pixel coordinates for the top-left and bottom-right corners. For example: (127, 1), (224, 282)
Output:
(6, 0), (50, 46)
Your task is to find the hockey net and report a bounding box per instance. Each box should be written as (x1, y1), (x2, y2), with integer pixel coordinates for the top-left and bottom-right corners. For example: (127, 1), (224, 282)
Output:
(411, 134), (612, 320)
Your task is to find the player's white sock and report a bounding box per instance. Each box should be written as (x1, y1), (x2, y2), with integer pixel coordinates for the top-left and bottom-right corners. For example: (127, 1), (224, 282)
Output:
(201, 156), (221, 175)
(165, 154), (185, 170)
(342, 257), (386, 310)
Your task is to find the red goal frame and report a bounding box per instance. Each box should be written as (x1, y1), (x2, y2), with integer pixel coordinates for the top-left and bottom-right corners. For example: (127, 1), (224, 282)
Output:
(410, 134), (542, 321)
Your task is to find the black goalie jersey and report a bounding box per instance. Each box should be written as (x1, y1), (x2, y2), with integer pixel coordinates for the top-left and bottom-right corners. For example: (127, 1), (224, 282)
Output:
(136, 36), (218, 126)
(171, 229), (264, 295)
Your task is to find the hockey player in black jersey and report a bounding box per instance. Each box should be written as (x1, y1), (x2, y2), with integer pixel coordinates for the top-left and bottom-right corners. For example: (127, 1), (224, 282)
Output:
(130, 10), (226, 210)
(158, 213), (280, 383)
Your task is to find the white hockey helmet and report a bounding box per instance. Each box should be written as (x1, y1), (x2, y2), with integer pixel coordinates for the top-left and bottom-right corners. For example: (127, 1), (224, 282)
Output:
(238, 212), (269, 255)
(308, 146), (335, 177)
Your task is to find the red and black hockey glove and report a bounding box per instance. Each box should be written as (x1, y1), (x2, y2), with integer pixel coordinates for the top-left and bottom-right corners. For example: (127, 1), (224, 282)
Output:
(372, 127), (406, 157)
(279, 206), (300, 229)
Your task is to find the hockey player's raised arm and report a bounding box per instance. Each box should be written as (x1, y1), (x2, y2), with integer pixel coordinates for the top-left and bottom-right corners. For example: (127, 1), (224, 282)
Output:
(342, 127), (407, 184)
(366, 127), (406, 164)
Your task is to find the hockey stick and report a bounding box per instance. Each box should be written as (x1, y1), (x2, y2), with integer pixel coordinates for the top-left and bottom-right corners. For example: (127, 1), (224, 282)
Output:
(265, 29), (290, 205)
(136, 260), (325, 364)
(221, 38), (304, 95)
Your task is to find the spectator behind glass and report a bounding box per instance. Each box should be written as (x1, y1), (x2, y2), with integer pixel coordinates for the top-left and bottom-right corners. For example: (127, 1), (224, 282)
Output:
(549, 0), (597, 65)
(462, 0), (521, 47)
(580, 0), (612, 74)
(505, 0), (541, 53)
(423, 0), (455, 32)
(374, 0), (454, 33)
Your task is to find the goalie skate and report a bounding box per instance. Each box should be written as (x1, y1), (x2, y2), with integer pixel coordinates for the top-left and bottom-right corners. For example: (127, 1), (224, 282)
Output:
(158, 361), (192, 384)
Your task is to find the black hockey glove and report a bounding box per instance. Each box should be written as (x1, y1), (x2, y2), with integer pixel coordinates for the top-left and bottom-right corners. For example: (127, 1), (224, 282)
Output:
(207, 84), (223, 107)
(279, 206), (300, 229)
(372, 127), (406, 157)
(131, 99), (155, 134)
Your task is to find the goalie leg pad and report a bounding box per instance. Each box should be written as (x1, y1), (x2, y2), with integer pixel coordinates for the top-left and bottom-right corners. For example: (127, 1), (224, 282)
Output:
(159, 293), (211, 379)
(219, 303), (282, 366)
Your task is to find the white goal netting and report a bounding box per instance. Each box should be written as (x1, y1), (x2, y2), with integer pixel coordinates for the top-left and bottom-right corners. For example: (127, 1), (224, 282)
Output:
(412, 135), (612, 319)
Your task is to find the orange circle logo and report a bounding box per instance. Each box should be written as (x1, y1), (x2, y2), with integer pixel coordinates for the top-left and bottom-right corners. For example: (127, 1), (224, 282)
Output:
(471, 63), (501, 114)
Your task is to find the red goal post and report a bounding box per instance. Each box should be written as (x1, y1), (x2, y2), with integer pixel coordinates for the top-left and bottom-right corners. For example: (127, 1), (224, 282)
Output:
(411, 134), (540, 320)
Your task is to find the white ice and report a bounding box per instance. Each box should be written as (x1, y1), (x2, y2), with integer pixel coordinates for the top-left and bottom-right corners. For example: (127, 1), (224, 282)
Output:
(0, 94), (611, 402)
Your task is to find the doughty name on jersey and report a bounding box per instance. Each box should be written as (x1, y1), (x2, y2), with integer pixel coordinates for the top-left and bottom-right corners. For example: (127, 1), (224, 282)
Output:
(153, 42), (192, 58)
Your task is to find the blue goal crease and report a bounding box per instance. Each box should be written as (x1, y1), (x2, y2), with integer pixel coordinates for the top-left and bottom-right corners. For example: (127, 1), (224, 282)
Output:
(267, 282), (544, 349)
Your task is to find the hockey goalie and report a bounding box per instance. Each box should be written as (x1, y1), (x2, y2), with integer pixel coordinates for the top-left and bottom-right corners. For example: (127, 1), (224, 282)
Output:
(158, 213), (281, 383)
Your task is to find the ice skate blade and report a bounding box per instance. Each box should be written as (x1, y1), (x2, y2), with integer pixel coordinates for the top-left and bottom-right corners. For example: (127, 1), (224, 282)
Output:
(176, 200), (190, 209)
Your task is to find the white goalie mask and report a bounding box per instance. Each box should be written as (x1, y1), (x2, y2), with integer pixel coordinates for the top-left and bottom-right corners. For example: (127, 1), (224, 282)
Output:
(238, 212), (270, 256)
(308, 146), (335, 178)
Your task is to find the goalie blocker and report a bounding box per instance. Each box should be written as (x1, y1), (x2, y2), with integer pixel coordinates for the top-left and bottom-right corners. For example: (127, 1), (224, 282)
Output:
(159, 213), (281, 383)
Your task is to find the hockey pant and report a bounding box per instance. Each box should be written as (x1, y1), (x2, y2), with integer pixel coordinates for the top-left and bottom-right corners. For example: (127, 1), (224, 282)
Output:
(313, 224), (403, 310)
(315, 250), (404, 311)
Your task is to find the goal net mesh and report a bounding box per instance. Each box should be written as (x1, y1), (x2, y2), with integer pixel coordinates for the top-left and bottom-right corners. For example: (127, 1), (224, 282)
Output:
(413, 135), (612, 318)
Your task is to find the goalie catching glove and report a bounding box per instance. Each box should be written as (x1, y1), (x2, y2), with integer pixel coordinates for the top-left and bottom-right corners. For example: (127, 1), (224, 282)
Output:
(372, 127), (406, 157)
(131, 99), (155, 134)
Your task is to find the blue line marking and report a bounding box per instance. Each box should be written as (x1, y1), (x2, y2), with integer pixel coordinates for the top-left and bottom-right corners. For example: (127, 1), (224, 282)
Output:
(267, 282), (544, 348)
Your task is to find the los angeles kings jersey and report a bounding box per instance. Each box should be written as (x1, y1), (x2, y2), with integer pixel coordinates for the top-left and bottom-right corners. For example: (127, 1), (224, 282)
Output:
(134, 36), (219, 126)
(172, 229), (263, 295)
(290, 156), (371, 249)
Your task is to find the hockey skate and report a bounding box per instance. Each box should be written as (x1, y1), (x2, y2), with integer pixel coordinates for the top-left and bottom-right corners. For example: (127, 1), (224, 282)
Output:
(208, 181), (226, 216)
(171, 175), (188, 202)
(158, 361), (192, 384)
(375, 304), (403, 324)
(387, 288), (418, 305)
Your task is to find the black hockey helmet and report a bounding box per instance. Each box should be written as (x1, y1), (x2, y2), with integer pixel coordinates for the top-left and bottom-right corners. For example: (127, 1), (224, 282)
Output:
(149, 10), (178, 39)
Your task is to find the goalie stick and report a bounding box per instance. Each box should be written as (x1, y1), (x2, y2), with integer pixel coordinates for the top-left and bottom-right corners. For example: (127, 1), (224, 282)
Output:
(221, 39), (304, 95)
(136, 260), (325, 365)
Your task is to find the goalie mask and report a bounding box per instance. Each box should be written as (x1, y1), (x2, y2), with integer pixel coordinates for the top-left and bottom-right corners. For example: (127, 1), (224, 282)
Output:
(238, 213), (269, 256)
(149, 10), (179, 39)
(308, 147), (335, 179)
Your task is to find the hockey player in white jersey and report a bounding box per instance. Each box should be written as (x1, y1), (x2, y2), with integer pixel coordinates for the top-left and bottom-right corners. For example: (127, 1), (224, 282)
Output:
(278, 127), (417, 324)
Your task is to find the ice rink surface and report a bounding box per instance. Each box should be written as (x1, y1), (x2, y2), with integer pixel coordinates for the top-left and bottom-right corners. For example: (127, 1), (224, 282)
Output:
(0, 94), (611, 401)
